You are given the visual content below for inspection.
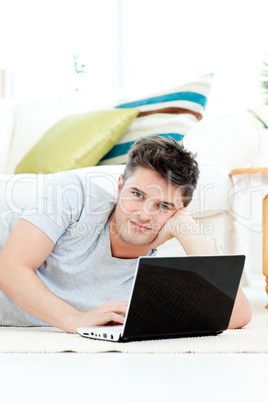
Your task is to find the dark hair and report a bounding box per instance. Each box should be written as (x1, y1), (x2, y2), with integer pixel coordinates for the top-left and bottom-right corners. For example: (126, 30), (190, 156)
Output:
(123, 135), (199, 207)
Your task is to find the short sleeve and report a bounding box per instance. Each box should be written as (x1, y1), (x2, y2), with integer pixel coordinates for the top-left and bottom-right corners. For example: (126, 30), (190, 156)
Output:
(20, 173), (86, 244)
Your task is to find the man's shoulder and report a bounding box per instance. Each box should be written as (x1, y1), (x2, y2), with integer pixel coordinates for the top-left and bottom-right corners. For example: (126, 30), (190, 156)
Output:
(55, 172), (116, 217)
(54, 171), (116, 200)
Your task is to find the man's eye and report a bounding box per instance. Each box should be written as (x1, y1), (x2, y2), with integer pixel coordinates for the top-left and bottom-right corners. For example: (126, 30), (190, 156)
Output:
(159, 204), (169, 210)
(133, 192), (143, 198)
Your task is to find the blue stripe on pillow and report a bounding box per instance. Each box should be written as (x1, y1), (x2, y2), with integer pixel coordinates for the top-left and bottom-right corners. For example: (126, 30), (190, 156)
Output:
(116, 92), (207, 109)
(100, 133), (184, 161)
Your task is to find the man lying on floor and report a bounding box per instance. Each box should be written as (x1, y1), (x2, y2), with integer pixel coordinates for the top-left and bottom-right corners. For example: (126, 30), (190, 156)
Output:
(0, 136), (252, 333)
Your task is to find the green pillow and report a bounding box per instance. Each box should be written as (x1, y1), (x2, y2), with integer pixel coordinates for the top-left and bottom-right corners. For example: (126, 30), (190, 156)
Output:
(15, 108), (139, 174)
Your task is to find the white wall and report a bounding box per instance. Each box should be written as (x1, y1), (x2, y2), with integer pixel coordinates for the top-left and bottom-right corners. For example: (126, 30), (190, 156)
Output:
(0, 0), (121, 103)
(119, 0), (268, 117)
(1, 0), (268, 113)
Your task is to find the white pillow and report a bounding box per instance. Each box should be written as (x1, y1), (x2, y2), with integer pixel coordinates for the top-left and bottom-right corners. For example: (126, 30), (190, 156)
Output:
(182, 115), (260, 171)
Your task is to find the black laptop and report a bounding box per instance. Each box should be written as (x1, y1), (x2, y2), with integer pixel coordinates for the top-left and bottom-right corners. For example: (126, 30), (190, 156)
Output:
(77, 255), (245, 342)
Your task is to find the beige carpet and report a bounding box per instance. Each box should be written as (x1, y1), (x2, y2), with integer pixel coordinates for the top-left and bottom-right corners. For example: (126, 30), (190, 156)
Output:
(0, 304), (267, 353)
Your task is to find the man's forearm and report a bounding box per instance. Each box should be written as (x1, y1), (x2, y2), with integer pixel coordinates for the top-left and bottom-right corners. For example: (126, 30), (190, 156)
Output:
(0, 263), (128, 333)
(0, 264), (81, 332)
(172, 216), (216, 255)
(0, 219), (127, 333)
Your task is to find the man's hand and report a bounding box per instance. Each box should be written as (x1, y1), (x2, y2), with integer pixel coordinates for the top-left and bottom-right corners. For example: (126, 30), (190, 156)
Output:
(150, 208), (194, 249)
(71, 301), (128, 334)
(150, 207), (216, 256)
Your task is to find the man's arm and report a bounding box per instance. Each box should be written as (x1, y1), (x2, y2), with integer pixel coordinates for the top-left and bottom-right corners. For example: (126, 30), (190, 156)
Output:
(0, 219), (127, 333)
(227, 287), (252, 329)
(150, 209), (252, 329)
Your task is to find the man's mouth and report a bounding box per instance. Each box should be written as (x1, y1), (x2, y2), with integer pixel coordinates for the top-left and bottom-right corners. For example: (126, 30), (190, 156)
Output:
(129, 220), (151, 232)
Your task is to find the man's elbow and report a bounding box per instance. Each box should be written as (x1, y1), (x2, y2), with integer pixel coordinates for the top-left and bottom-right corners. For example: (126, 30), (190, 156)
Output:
(228, 303), (252, 329)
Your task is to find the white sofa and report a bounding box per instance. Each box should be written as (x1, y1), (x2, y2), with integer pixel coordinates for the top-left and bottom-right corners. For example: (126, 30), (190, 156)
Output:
(0, 97), (260, 273)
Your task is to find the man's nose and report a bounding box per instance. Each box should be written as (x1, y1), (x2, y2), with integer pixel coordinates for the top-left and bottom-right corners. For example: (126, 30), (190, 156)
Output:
(138, 201), (155, 221)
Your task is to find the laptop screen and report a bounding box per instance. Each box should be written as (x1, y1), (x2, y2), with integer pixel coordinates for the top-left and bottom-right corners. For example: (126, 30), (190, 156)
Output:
(122, 255), (244, 340)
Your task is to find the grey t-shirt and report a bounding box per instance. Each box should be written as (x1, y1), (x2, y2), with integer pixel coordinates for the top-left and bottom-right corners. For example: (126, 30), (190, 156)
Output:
(0, 173), (156, 327)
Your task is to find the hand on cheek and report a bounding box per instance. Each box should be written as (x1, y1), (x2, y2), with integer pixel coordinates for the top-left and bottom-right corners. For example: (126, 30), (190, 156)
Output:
(150, 208), (186, 249)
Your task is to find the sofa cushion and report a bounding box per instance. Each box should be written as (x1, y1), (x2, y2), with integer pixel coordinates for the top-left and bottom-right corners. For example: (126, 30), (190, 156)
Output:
(0, 164), (233, 216)
(0, 164), (236, 259)
(98, 73), (213, 165)
(14, 108), (139, 174)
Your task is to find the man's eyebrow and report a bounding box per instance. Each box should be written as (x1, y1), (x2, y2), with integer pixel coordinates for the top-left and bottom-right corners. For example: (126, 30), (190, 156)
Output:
(130, 186), (176, 208)
(160, 201), (176, 207)
(130, 186), (146, 196)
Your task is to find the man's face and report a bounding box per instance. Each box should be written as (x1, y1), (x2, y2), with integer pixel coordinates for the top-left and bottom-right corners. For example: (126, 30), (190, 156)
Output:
(111, 167), (184, 247)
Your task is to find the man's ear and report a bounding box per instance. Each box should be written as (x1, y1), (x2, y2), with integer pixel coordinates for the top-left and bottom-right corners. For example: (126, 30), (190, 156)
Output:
(116, 174), (124, 199)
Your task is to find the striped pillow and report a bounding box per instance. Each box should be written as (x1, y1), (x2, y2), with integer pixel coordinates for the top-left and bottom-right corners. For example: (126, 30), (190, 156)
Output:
(98, 73), (213, 165)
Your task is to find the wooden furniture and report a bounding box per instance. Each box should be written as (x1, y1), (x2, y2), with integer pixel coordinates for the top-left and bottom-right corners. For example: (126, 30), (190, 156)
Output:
(229, 168), (268, 306)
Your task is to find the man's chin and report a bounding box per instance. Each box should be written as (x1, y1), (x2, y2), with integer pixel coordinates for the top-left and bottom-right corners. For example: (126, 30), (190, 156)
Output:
(121, 232), (158, 247)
